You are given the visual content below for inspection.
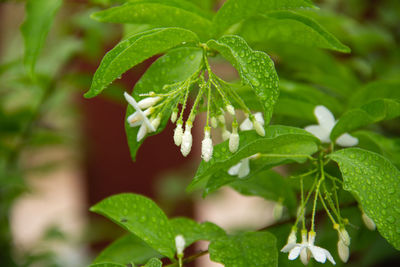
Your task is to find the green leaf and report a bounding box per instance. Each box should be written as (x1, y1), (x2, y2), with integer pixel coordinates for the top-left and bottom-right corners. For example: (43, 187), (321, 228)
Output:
(230, 170), (297, 211)
(207, 35), (279, 124)
(353, 131), (400, 168)
(330, 99), (400, 141)
(125, 47), (203, 161)
(85, 28), (199, 98)
(212, 0), (315, 37)
(349, 80), (400, 107)
(90, 193), (176, 259)
(93, 234), (161, 265)
(209, 231), (278, 267)
(90, 264), (125, 267)
(187, 125), (318, 192)
(144, 258), (162, 267)
(91, 0), (213, 40)
(21, 0), (62, 76)
(329, 148), (400, 250)
(236, 11), (350, 53)
(170, 217), (226, 246)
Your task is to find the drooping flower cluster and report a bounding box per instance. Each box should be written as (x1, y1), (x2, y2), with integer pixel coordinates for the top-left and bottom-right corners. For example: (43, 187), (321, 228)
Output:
(124, 58), (265, 162)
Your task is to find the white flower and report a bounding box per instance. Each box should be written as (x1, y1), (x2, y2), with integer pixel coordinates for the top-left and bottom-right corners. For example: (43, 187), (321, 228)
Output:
(201, 129), (213, 162)
(240, 112), (264, 131)
(305, 105), (358, 147)
(181, 124), (193, 156)
(362, 212), (376, 231)
(282, 231), (336, 265)
(124, 92), (156, 141)
(228, 158), (250, 178)
(175, 235), (185, 256)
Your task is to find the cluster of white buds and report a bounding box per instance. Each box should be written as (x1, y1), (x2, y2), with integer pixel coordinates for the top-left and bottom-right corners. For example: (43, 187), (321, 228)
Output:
(124, 92), (161, 141)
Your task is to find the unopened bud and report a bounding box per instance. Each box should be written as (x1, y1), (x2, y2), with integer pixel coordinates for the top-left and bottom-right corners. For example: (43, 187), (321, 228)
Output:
(253, 120), (265, 136)
(338, 227), (350, 246)
(362, 213), (376, 231)
(181, 124), (193, 156)
(201, 130), (213, 162)
(229, 133), (239, 153)
(273, 202), (283, 221)
(171, 110), (178, 123)
(137, 123), (147, 142)
(226, 105), (235, 115)
(218, 114), (225, 124)
(138, 96), (160, 109)
(287, 229), (297, 244)
(175, 235), (185, 256)
(337, 239), (349, 263)
(151, 116), (161, 131)
(210, 117), (218, 128)
(174, 124), (183, 146)
(222, 129), (231, 141)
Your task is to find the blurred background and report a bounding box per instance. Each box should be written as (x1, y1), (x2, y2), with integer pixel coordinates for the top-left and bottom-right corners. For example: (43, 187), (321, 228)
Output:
(0, 0), (399, 266)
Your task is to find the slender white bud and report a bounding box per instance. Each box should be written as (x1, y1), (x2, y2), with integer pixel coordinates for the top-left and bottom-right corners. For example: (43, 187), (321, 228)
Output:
(181, 124), (192, 156)
(338, 227), (350, 246)
(222, 129), (231, 141)
(151, 116), (161, 131)
(273, 202), (283, 221)
(138, 96), (160, 109)
(201, 130), (213, 162)
(253, 120), (265, 136)
(137, 123), (147, 142)
(175, 235), (185, 256)
(174, 124), (183, 146)
(337, 239), (349, 263)
(362, 213), (376, 231)
(171, 110), (178, 123)
(211, 117), (218, 128)
(218, 114), (225, 124)
(226, 105), (235, 115)
(229, 133), (239, 153)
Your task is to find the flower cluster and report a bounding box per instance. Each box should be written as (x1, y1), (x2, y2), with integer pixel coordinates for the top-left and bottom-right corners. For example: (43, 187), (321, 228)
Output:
(124, 59), (265, 162)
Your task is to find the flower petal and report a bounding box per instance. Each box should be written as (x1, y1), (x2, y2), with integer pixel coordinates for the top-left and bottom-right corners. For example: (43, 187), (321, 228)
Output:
(237, 158), (250, 178)
(314, 105), (335, 131)
(137, 123), (147, 142)
(124, 92), (155, 132)
(305, 125), (330, 143)
(324, 248), (336, 265)
(281, 243), (297, 253)
(228, 162), (241, 176)
(240, 117), (253, 131)
(336, 133), (358, 147)
(288, 246), (302, 260)
(309, 246), (327, 263)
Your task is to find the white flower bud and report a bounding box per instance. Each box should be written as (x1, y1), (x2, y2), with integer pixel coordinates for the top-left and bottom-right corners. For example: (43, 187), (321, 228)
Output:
(218, 114), (226, 124)
(300, 231), (309, 265)
(338, 227), (350, 246)
(174, 123), (183, 146)
(273, 202), (283, 221)
(253, 120), (265, 136)
(226, 105), (235, 115)
(138, 96), (160, 109)
(222, 129), (231, 141)
(201, 130), (213, 162)
(181, 124), (192, 156)
(362, 213), (376, 231)
(229, 133), (239, 153)
(137, 123), (147, 142)
(337, 239), (349, 263)
(171, 110), (178, 123)
(175, 235), (185, 256)
(210, 117), (218, 128)
(151, 116), (161, 131)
